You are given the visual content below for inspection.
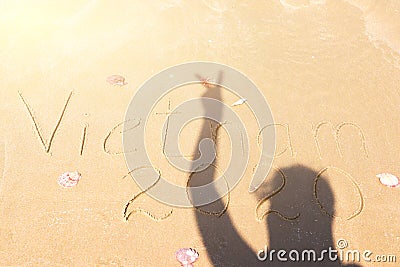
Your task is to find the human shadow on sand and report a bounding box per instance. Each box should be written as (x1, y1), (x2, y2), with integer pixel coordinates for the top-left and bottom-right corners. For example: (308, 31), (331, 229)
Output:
(187, 79), (360, 266)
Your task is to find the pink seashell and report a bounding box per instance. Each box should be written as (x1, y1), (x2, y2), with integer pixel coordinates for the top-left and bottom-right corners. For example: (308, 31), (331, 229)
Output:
(58, 171), (81, 188)
(376, 173), (399, 188)
(175, 248), (199, 267)
(106, 74), (127, 86)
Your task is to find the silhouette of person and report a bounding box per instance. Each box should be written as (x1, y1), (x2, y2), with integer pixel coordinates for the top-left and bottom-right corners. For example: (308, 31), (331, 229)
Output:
(188, 75), (360, 266)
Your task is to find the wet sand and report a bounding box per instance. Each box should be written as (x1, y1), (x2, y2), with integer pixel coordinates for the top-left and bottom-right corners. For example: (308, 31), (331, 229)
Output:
(0, 1), (399, 266)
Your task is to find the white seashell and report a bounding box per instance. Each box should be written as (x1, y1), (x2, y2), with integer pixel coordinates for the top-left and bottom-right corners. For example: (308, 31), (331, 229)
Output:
(57, 171), (81, 188)
(175, 248), (199, 267)
(376, 173), (399, 188)
(106, 75), (127, 86)
(231, 98), (247, 107)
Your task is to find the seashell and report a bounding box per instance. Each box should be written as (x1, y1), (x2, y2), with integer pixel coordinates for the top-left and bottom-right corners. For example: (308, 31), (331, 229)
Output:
(231, 98), (247, 107)
(106, 74), (127, 86)
(175, 248), (199, 267)
(57, 171), (81, 188)
(376, 173), (399, 188)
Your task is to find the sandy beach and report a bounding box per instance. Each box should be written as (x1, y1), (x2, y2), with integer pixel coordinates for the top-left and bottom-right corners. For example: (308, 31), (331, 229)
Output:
(1, 1), (399, 266)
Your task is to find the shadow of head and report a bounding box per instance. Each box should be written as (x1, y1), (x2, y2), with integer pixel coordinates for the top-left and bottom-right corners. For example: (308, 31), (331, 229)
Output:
(256, 165), (334, 249)
(255, 164), (361, 266)
(190, 164), (361, 266)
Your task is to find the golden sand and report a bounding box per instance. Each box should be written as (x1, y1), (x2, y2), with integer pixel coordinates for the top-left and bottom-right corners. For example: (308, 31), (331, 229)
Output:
(1, 1), (399, 266)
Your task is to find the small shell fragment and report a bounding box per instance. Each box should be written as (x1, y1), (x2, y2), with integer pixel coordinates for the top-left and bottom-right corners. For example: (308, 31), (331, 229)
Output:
(231, 98), (247, 106)
(106, 74), (127, 86)
(376, 173), (399, 188)
(175, 248), (199, 267)
(58, 171), (81, 188)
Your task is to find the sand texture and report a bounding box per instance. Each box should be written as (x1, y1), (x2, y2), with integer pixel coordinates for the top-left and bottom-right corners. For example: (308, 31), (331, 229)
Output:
(1, 1), (399, 266)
